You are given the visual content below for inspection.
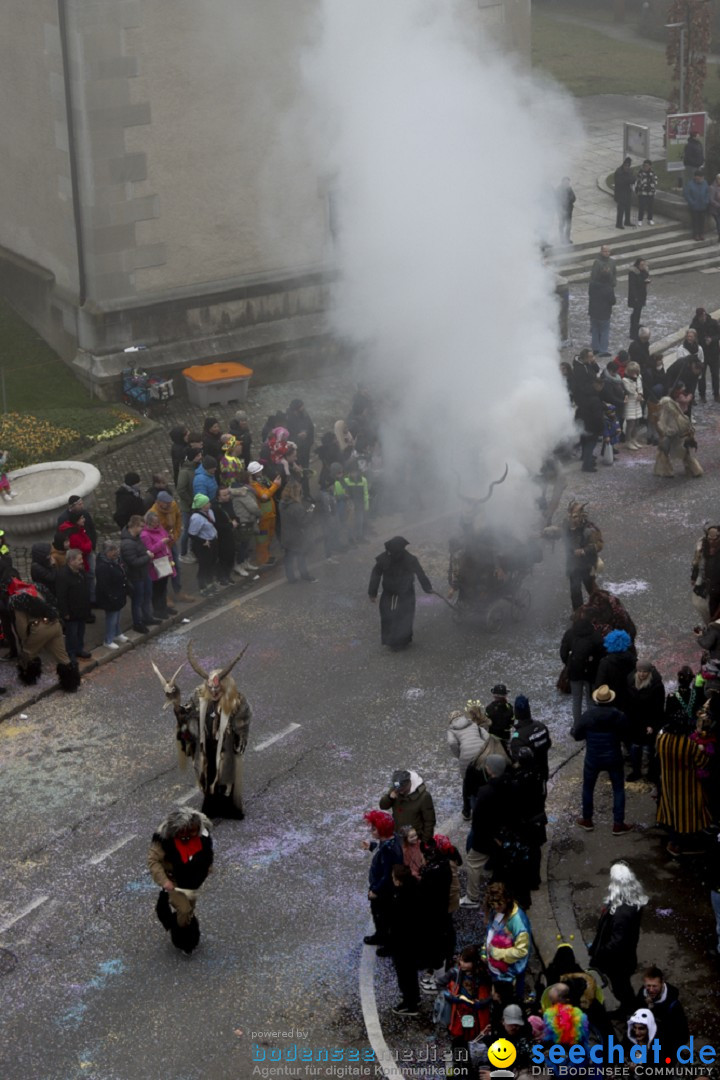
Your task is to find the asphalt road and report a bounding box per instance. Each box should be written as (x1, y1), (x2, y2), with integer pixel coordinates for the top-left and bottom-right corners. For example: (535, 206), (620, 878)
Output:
(1, 416), (719, 1079)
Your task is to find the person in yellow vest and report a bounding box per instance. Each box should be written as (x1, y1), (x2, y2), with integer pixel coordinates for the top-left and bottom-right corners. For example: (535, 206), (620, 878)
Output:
(247, 462), (281, 566)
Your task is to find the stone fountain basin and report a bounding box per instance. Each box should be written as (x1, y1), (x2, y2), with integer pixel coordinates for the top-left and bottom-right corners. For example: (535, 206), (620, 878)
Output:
(0, 461), (102, 542)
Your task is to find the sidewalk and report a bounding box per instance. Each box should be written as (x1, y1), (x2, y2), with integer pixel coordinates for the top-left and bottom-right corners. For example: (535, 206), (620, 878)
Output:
(0, 369), (361, 716)
(564, 94), (673, 242)
(543, 740), (718, 1046)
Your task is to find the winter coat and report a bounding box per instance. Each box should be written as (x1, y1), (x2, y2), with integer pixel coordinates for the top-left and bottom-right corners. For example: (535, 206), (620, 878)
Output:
(510, 718), (552, 782)
(120, 526), (152, 583)
(589, 254), (617, 288)
(192, 465), (218, 503)
(150, 499), (182, 544)
(387, 877), (423, 960)
(689, 312), (720, 361)
(634, 168), (657, 197)
(57, 507), (97, 549)
(589, 903), (643, 976)
(710, 180), (720, 216)
(279, 500), (311, 554)
(30, 542), (57, 596)
(231, 486), (261, 529)
(379, 770), (436, 842)
(666, 352), (703, 397)
(560, 623), (605, 683)
(595, 648), (636, 704)
(176, 460), (199, 514)
(58, 521), (92, 571)
(446, 714), (490, 775)
(628, 267), (649, 310)
(613, 164), (634, 202)
(436, 965), (492, 1041)
(622, 374), (644, 420)
(588, 279), (616, 321)
(95, 554), (129, 613)
(485, 699), (515, 742)
(683, 177), (710, 212)
(55, 565), (91, 621)
(572, 703), (628, 763)
(228, 420), (252, 465)
(683, 136), (704, 169)
(631, 983), (688, 1058)
(601, 371), (627, 418)
(485, 903), (532, 980)
(698, 619), (720, 658)
(169, 426), (188, 485)
(469, 775), (512, 854)
(624, 667), (665, 744)
(368, 836), (403, 896)
(141, 523), (176, 581)
(113, 484), (145, 529)
(188, 508), (217, 542)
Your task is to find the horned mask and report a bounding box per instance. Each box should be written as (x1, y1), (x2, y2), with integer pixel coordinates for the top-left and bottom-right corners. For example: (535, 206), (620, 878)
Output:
(187, 641), (248, 699)
(568, 500), (587, 528)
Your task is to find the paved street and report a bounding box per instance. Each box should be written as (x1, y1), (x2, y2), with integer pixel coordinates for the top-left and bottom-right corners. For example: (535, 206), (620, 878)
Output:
(2, 90), (720, 1080)
(1, 411), (720, 1077)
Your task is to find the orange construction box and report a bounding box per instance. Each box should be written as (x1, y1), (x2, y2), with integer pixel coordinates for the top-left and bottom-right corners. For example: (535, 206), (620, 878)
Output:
(182, 362), (253, 406)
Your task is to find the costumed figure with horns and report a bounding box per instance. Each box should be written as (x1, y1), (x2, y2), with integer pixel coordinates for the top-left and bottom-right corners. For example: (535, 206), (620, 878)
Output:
(691, 524), (720, 622)
(153, 643), (252, 819)
(9, 579), (80, 692)
(564, 501), (604, 612)
(148, 807), (213, 954)
(368, 537), (433, 650)
(653, 392), (703, 479)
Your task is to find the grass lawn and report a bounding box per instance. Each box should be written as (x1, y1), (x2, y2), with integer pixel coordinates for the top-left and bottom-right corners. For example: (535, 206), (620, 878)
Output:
(532, 12), (673, 98)
(0, 297), (139, 466)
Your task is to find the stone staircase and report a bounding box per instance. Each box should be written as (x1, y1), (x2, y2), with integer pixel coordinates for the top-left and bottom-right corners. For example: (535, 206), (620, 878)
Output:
(548, 223), (720, 284)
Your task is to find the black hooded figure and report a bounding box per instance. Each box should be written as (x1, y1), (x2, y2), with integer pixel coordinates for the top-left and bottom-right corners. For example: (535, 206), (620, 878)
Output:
(368, 536), (432, 650)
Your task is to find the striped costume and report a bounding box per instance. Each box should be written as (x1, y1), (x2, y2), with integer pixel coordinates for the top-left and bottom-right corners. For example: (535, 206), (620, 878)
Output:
(656, 730), (710, 834)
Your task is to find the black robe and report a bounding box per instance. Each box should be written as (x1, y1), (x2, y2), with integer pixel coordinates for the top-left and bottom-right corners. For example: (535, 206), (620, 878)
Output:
(368, 550), (432, 648)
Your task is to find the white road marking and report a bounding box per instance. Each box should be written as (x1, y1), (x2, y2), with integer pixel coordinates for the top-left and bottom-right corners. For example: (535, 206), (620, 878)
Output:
(174, 512), (445, 636)
(253, 723), (301, 751)
(0, 895), (49, 933)
(359, 931), (406, 1080)
(87, 834), (136, 866)
(177, 789), (199, 804)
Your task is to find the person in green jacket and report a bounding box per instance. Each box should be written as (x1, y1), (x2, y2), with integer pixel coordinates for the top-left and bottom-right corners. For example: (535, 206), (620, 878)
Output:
(177, 447), (202, 561)
(343, 461), (370, 543)
(379, 769), (436, 843)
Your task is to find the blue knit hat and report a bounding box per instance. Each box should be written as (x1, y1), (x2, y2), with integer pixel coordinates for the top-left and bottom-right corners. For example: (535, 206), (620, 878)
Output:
(514, 694), (531, 720)
(604, 629), (631, 653)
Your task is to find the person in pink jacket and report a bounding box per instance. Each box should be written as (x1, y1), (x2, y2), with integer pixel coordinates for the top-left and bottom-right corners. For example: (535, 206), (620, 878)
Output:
(141, 511), (177, 620)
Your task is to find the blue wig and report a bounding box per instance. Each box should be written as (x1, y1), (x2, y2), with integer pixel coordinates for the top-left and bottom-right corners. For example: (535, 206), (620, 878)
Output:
(604, 629), (631, 653)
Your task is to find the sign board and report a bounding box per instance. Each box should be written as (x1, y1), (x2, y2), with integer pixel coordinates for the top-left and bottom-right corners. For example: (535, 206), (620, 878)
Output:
(623, 122), (649, 160)
(666, 111), (708, 172)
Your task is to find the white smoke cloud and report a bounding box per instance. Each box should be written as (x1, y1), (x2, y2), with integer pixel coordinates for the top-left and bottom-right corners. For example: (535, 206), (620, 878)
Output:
(304, 0), (584, 532)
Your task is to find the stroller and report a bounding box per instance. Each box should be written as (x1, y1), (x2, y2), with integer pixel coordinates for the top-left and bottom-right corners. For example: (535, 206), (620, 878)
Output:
(121, 365), (174, 418)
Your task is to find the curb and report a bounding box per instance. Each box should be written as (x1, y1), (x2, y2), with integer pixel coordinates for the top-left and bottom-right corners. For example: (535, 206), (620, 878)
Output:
(0, 569), (276, 725)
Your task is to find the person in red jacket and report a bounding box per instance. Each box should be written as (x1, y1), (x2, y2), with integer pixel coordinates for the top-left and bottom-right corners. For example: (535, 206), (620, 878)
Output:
(59, 510), (92, 570)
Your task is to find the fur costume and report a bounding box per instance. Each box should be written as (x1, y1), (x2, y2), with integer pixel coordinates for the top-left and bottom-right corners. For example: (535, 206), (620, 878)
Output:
(147, 807), (213, 954)
(153, 645), (252, 819)
(9, 581), (77, 691)
(654, 396), (703, 478)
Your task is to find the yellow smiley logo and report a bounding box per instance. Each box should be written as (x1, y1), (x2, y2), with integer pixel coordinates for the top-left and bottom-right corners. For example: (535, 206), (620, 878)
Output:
(487, 1039), (517, 1068)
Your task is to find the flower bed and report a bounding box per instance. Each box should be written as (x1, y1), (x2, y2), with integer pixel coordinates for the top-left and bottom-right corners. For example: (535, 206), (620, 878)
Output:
(0, 409), (141, 468)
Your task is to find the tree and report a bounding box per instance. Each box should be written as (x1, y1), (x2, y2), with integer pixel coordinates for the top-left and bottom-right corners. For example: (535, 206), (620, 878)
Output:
(666, 0), (712, 113)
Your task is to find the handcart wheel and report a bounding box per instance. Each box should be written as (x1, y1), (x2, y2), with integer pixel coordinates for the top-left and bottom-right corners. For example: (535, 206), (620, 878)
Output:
(486, 601), (505, 634)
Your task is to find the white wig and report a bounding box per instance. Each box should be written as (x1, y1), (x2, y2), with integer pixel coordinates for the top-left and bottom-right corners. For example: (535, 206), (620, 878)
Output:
(604, 860), (649, 913)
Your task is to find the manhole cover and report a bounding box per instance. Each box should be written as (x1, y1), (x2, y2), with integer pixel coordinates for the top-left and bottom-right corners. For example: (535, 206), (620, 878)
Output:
(0, 948), (18, 975)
